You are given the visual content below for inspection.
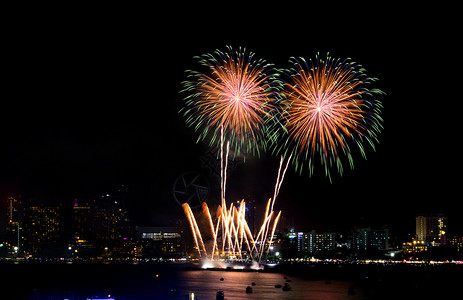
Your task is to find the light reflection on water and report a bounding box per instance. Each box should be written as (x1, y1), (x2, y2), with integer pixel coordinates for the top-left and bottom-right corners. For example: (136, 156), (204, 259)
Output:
(18, 263), (365, 299)
(167, 270), (362, 300)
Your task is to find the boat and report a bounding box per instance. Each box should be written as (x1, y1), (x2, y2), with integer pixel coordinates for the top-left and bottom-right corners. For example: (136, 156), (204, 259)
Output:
(246, 286), (253, 293)
(251, 282), (256, 286)
(169, 288), (177, 296)
(216, 290), (225, 300)
(219, 277), (224, 281)
(282, 283), (291, 291)
(275, 284), (282, 288)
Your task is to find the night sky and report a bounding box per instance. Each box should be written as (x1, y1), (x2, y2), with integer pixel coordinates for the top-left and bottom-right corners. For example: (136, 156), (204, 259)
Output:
(2, 6), (461, 235)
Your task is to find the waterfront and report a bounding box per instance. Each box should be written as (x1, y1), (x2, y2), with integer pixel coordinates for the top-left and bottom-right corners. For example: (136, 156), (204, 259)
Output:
(3, 262), (462, 299)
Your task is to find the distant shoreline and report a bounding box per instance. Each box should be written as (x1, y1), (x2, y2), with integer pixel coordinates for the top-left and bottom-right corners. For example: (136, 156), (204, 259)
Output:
(2, 258), (461, 277)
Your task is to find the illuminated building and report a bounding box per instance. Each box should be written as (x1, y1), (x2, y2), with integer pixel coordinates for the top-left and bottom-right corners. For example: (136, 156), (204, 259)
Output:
(137, 227), (182, 240)
(90, 187), (132, 242)
(287, 230), (297, 244)
(136, 227), (184, 256)
(297, 230), (336, 254)
(446, 235), (463, 252)
(352, 228), (389, 251)
(402, 239), (427, 254)
(72, 198), (95, 252)
(24, 203), (61, 255)
(416, 214), (448, 246)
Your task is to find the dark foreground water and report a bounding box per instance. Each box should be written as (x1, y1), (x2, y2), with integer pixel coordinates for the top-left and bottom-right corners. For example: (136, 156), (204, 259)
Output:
(3, 262), (462, 299)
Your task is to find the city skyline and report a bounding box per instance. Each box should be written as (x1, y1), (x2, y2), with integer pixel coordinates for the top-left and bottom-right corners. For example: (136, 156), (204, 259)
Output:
(2, 191), (462, 261)
(3, 183), (462, 238)
(2, 7), (462, 237)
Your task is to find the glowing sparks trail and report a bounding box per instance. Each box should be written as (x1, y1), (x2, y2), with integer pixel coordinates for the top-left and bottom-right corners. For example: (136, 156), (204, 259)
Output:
(182, 203), (207, 257)
(279, 53), (384, 179)
(182, 199), (278, 261)
(272, 154), (292, 213)
(260, 154), (292, 262)
(202, 202), (216, 249)
(181, 129), (284, 262)
(266, 210), (281, 257)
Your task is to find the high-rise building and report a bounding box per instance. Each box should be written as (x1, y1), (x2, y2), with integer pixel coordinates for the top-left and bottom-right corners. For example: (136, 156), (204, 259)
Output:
(24, 203), (61, 255)
(352, 228), (389, 251)
(297, 230), (336, 254)
(70, 186), (133, 256)
(93, 192), (132, 242)
(72, 198), (94, 252)
(416, 214), (447, 246)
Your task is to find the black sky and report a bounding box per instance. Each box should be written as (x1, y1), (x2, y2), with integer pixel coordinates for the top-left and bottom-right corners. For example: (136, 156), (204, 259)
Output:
(2, 5), (462, 234)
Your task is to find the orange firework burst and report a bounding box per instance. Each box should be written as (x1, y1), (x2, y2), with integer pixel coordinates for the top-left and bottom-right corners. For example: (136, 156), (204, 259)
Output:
(180, 46), (282, 156)
(280, 54), (384, 179)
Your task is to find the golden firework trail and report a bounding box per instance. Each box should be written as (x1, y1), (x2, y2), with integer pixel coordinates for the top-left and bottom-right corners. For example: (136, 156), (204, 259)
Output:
(182, 127), (284, 263)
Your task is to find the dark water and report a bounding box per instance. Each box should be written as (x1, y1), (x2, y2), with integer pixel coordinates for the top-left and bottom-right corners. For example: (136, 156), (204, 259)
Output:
(171, 269), (360, 300)
(3, 262), (462, 299)
(4, 263), (362, 300)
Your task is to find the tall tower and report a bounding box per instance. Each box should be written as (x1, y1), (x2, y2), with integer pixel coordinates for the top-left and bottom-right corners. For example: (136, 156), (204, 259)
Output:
(8, 197), (17, 222)
(6, 197), (22, 254)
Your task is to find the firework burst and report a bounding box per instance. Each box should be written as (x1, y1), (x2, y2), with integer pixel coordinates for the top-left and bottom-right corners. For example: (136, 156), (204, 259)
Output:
(279, 53), (384, 179)
(180, 46), (282, 157)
